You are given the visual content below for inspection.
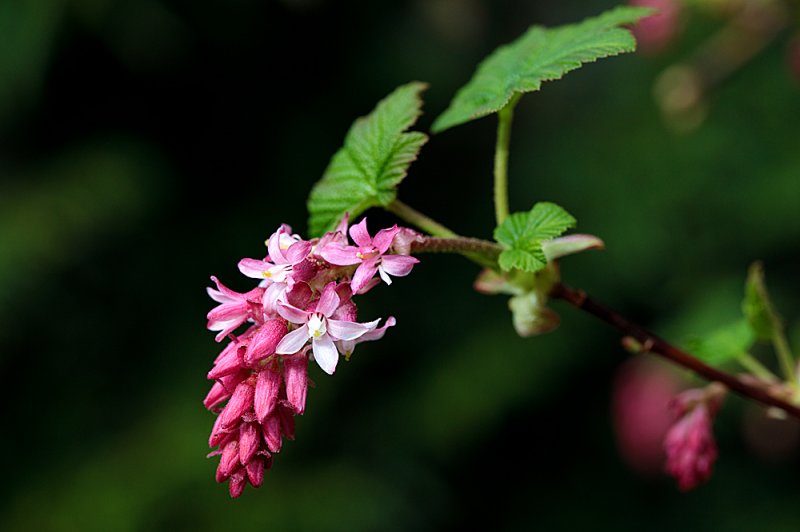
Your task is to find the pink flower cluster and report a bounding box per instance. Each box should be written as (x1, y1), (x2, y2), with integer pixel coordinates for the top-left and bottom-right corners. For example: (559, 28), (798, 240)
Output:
(612, 362), (728, 491)
(204, 217), (419, 497)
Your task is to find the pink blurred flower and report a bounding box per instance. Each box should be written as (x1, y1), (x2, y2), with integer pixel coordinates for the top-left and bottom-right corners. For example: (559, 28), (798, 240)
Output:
(612, 358), (682, 476)
(786, 33), (800, 85)
(630, 0), (682, 54)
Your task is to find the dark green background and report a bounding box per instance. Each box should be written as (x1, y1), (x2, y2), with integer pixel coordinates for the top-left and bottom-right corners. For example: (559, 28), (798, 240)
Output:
(2, 0), (799, 530)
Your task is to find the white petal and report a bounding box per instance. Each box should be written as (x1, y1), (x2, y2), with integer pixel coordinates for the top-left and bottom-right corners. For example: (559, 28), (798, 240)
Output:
(276, 326), (310, 354)
(327, 318), (380, 341)
(377, 265), (393, 285)
(312, 334), (339, 374)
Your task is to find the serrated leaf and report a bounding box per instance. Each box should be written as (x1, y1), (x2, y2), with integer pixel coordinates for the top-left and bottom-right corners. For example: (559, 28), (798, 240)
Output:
(742, 262), (782, 341)
(431, 6), (651, 133)
(307, 82), (429, 236)
(494, 202), (576, 272)
(686, 320), (754, 366)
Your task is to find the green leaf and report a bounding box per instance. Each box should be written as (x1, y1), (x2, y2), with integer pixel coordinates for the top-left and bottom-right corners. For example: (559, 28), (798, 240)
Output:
(431, 6), (651, 133)
(686, 320), (755, 366)
(742, 261), (782, 341)
(494, 202), (576, 272)
(307, 82), (429, 236)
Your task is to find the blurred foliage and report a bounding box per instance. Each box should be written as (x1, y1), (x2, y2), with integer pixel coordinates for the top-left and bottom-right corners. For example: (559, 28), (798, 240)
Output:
(1, 0), (799, 531)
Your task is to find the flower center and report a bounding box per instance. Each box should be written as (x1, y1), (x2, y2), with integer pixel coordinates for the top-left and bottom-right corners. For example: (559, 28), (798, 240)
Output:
(307, 313), (327, 338)
(262, 264), (291, 281)
(356, 246), (379, 260)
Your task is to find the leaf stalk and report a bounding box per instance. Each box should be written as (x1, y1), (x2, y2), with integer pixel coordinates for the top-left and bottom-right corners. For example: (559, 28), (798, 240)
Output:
(493, 94), (520, 226)
(774, 330), (797, 387)
(386, 199), (458, 238)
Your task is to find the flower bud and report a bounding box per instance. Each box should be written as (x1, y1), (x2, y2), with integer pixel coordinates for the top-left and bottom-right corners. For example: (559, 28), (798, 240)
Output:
(219, 382), (255, 430)
(216, 439), (240, 482)
(262, 413), (283, 454)
(246, 457), (266, 488)
(254, 366), (281, 423)
(279, 406), (296, 440)
(208, 343), (243, 380)
(283, 353), (309, 415)
(239, 422), (260, 465)
(228, 469), (247, 498)
(244, 319), (288, 366)
(509, 292), (560, 337)
(391, 228), (424, 256)
(664, 384), (725, 490)
(664, 404), (717, 491)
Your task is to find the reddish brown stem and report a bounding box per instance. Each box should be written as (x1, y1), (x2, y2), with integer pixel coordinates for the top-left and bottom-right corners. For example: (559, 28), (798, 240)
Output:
(550, 282), (800, 419)
(411, 236), (502, 257)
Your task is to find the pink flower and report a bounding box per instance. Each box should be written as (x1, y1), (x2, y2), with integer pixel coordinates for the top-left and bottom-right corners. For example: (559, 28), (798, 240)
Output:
(319, 218), (419, 294)
(663, 385), (725, 491)
(238, 225), (312, 284)
(206, 276), (265, 342)
(313, 214), (350, 256)
(275, 282), (380, 374)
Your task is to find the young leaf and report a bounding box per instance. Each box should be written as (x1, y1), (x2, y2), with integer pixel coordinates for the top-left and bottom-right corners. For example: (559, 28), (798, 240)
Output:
(494, 202), (576, 272)
(742, 262), (782, 342)
(508, 291), (560, 337)
(431, 6), (651, 133)
(307, 82), (429, 236)
(686, 320), (755, 366)
(541, 234), (604, 261)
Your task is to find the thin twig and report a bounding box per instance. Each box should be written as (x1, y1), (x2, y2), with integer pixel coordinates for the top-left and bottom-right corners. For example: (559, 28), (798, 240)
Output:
(550, 282), (800, 418)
